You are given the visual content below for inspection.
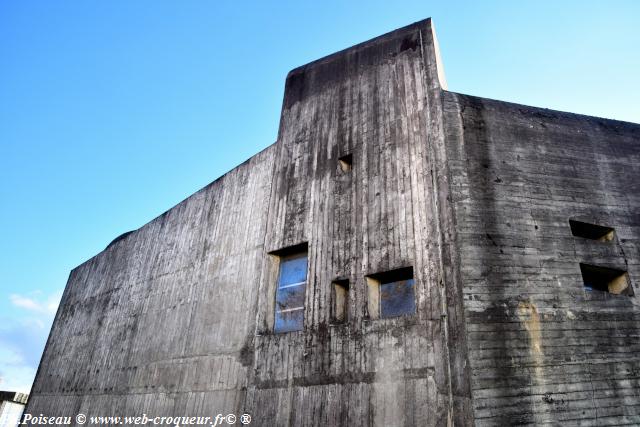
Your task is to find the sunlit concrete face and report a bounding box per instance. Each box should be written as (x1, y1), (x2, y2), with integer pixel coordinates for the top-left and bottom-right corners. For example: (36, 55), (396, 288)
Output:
(26, 18), (640, 426)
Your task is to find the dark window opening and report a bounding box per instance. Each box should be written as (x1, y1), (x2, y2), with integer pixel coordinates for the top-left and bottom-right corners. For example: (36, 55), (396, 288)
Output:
(570, 220), (615, 241)
(271, 243), (308, 333)
(366, 267), (415, 319)
(580, 263), (632, 296)
(331, 279), (349, 323)
(338, 154), (353, 172)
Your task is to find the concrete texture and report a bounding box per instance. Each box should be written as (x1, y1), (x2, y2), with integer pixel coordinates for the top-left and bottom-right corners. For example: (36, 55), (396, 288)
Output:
(26, 18), (640, 426)
(443, 93), (640, 425)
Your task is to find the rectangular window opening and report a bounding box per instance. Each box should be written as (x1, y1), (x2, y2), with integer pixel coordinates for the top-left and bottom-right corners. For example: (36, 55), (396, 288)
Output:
(580, 263), (633, 296)
(271, 243), (308, 333)
(366, 267), (415, 319)
(331, 279), (349, 324)
(569, 219), (615, 241)
(338, 154), (353, 173)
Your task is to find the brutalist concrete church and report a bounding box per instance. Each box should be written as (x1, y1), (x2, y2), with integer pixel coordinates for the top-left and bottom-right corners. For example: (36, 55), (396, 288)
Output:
(26, 19), (640, 426)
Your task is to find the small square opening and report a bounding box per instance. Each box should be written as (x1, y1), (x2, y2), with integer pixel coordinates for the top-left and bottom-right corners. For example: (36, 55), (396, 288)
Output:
(366, 267), (415, 319)
(569, 219), (615, 241)
(331, 279), (349, 324)
(338, 154), (353, 173)
(580, 263), (633, 296)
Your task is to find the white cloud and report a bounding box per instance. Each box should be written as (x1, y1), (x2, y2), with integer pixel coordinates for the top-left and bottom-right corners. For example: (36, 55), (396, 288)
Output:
(0, 346), (36, 393)
(9, 294), (42, 312)
(10, 290), (62, 315)
(1, 289), (63, 393)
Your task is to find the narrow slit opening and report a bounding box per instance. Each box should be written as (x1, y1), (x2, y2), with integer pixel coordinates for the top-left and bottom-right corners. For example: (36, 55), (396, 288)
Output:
(569, 219), (615, 241)
(338, 154), (353, 172)
(331, 279), (349, 324)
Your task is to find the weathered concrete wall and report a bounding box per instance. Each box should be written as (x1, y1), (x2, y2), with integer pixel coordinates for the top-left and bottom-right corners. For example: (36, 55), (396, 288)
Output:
(27, 17), (640, 427)
(27, 145), (276, 421)
(247, 18), (471, 427)
(443, 92), (640, 425)
(27, 19), (472, 426)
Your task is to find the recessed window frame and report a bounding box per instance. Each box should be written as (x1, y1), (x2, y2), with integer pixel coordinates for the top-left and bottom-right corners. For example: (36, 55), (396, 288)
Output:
(271, 243), (309, 333)
(569, 219), (615, 242)
(366, 267), (416, 319)
(580, 263), (633, 296)
(338, 154), (353, 173)
(331, 279), (349, 324)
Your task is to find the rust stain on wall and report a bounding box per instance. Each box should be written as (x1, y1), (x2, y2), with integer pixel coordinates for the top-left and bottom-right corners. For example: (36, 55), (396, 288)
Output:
(517, 301), (543, 360)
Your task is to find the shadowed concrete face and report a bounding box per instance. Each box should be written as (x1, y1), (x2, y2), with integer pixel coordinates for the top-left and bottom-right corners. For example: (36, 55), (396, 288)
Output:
(442, 92), (640, 425)
(26, 18), (640, 426)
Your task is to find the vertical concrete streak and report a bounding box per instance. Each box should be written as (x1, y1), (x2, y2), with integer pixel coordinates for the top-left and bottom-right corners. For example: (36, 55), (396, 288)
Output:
(419, 23), (474, 426)
(417, 27), (455, 426)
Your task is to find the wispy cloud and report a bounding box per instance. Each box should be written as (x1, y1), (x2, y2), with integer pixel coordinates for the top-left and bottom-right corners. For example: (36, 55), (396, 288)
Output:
(0, 290), (62, 393)
(10, 291), (61, 315)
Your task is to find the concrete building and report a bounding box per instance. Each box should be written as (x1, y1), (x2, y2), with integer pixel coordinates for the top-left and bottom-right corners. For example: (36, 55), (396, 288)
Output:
(1, 392), (28, 427)
(26, 19), (640, 426)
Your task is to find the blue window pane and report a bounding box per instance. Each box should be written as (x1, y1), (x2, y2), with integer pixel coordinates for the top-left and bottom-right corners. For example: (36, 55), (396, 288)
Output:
(274, 252), (307, 333)
(380, 279), (416, 318)
(278, 255), (308, 286)
(275, 284), (305, 312)
(274, 308), (304, 333)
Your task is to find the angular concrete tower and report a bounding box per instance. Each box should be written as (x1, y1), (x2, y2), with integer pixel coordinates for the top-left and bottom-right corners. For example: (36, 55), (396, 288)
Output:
(26, 19), (640, 426)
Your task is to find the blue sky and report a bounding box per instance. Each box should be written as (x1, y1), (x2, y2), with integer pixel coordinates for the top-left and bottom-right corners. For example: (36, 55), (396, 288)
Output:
(1, 0), (638, 393)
